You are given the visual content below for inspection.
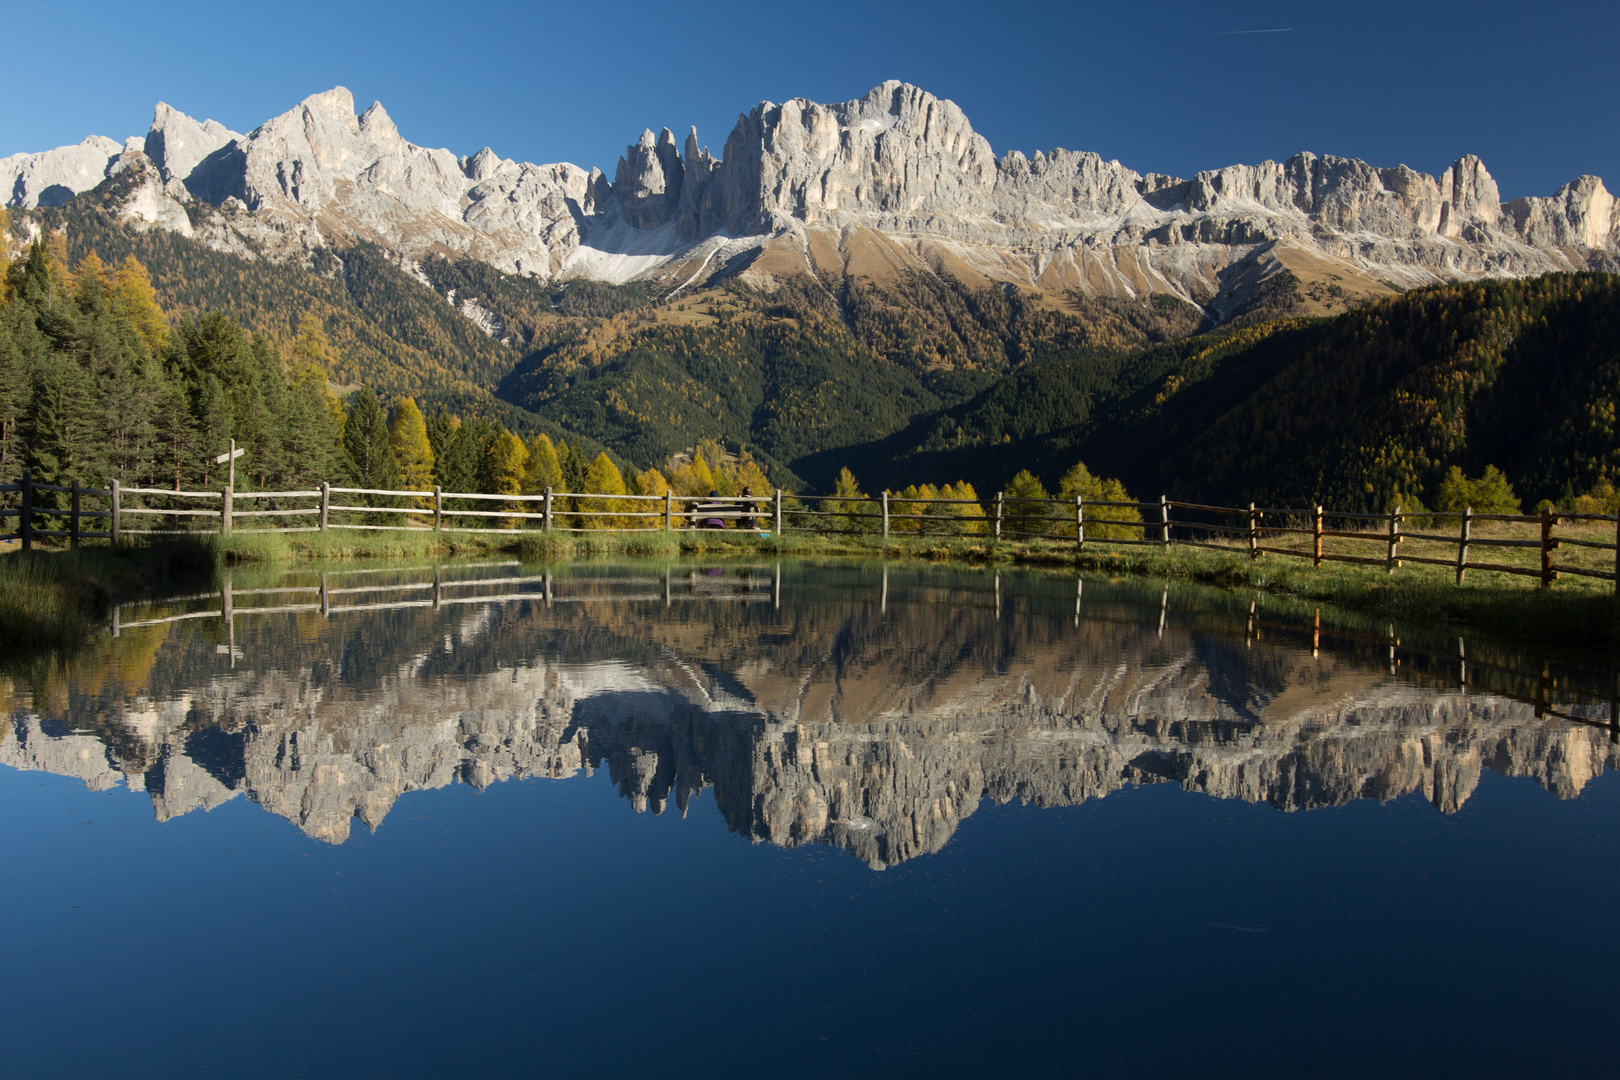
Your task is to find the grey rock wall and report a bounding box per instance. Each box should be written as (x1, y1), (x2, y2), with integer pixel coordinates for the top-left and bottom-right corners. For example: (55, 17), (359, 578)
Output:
(5, 81), (1614, 303)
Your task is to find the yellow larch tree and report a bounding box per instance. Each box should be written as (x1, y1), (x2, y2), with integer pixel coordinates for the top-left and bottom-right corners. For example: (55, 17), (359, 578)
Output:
(580, 451), (629, 529)
(522, 433), (563, 495)
(110, 255), (169, 354)
(289, 317), (346, 435)
(486, 428), (530, 525)
(387, 398), (435, 521)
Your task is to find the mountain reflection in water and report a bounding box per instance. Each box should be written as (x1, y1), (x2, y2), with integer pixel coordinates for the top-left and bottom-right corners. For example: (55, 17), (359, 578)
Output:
(3, 561), (1615, 867)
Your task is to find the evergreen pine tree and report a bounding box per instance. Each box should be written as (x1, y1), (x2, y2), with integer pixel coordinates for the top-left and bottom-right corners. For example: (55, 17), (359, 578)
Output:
(26, 354), (104, 521)
(553, 440), (588, 527)
(14, 239), (54, 307)
(1002, 470), (1053, 537)
(242, 334), (290, 488)
(459, 417), (500, 492)
(192, 374), (234, 487)
(0, 318), (25, 477)
(151, 372), (198, 490)
(71, 253), (111, 311)
(342, 387), (399, 497)
(102, 352), (161, 485)
(279, 370), (340, 488)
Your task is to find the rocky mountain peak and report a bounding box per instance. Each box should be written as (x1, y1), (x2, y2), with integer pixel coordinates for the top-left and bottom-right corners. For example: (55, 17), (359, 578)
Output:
(6, 80), (1616, 306)
(143, 102), (242, 191)
(357, 100), (399, 140)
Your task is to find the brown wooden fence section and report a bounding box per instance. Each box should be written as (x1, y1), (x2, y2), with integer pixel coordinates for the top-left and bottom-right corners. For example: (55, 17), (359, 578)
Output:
(3, 471), (1617, 593)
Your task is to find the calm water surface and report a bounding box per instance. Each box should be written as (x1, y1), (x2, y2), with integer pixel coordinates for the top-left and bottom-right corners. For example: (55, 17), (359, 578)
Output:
(3, 560), (1617, 1078)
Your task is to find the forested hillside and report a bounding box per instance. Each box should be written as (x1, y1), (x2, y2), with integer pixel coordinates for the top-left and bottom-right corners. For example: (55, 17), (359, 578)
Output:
(35, 168), (563, 440)
(8, 164), (1617, 510)
(18, 166), (1207, 489)
(831, 273), (1620, 512)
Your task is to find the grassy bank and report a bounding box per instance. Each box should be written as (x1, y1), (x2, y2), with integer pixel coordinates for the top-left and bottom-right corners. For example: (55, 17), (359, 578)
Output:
(0, 538), (217, 649)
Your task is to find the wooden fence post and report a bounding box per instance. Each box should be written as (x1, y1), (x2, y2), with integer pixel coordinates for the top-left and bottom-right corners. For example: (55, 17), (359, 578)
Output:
(319, 482), (330, 531)
(1540, 505), (1556, 587)
(1312, 505), (1323, 568)
(1456, 507), (1471, 584)
(1159, 495), (1170, 546)
(543, 487), (554, 531)
(1075, 495), (1084, 549)
(1386, 505), (1401, 574)
(70, 481), (81, 549)
(882, 491), (890, 538)
(665, 489), (673, 532)
(774, 489), (782, 536)
(433, 486), (443, 531)
(222, 486), (233, 536)
(1247, 502), (1258, 560)
(19, 469), (30, 551)
(995, 492), (1003, 540)
(1613, 511), (1619, 597)
(110, 479), (120, 546)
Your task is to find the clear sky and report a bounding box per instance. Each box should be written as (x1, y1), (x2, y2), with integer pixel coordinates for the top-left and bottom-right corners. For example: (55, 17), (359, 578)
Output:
(5, 0), (1615, 200)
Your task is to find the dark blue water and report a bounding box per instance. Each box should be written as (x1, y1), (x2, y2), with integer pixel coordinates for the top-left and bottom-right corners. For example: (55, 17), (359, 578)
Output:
(2, 561), (1616, 1078)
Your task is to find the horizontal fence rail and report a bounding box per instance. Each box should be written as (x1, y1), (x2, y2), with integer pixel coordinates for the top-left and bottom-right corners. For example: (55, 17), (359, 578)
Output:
(3, 472), (1616, 594)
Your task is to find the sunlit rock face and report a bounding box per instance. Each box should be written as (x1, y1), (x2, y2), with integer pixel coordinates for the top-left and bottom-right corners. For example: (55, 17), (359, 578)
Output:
(5, 82), (1614, 305)
(4, 579), (1613, 867)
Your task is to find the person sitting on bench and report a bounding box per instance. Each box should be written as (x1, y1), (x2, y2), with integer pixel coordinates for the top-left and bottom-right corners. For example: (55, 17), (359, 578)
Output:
(693, 490), (728, 529)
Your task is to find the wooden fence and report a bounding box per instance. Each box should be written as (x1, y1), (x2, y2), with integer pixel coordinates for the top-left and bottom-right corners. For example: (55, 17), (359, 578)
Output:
(3, 471), (1617, 593)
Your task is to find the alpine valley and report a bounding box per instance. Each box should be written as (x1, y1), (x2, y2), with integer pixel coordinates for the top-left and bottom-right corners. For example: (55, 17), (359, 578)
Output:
(5, 81), (1618, 508)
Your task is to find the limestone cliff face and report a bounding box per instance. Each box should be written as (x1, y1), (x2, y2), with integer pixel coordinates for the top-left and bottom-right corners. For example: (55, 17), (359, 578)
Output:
(5, 82), (1614, 310)
(3, 598), (1613, 866)
(2, 134), (128, 208)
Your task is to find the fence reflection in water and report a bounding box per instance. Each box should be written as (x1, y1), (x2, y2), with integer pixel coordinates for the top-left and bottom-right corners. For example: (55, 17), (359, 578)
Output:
(108, 562), (1619, 743)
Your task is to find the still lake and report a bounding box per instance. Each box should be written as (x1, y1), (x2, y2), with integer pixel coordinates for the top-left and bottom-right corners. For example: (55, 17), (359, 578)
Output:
(3, 559), (1617, 1078)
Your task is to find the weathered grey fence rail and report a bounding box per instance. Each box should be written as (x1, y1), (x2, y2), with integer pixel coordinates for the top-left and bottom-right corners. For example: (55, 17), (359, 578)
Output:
(3, 471), (1617, 593)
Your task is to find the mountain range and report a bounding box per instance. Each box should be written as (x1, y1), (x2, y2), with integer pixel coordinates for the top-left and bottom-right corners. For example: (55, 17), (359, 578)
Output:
(5, 82), (1618, 502)
(7, 81), (1616, 313)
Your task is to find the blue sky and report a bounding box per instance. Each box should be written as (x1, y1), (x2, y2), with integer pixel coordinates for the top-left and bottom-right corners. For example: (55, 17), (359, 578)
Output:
(5, 0), (1615, 199)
